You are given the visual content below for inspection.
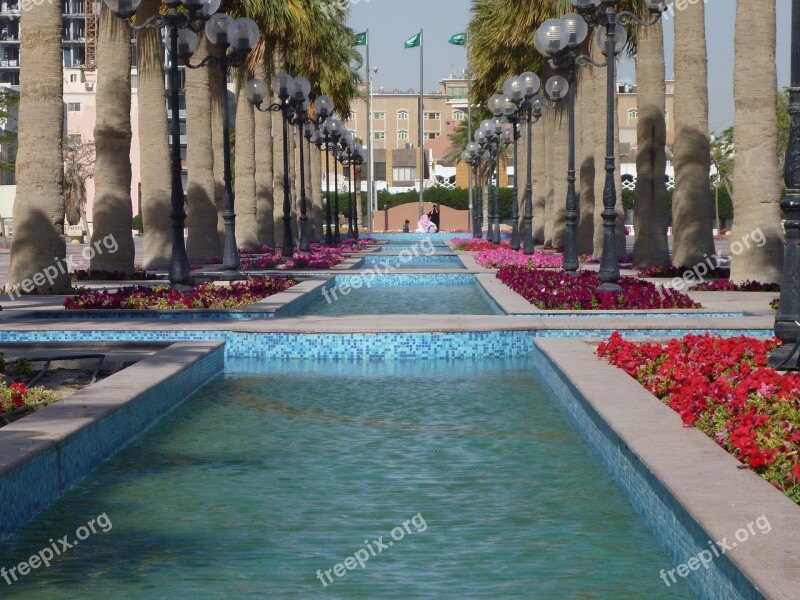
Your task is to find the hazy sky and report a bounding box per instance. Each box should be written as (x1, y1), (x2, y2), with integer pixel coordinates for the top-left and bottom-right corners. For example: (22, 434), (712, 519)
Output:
(348, 0), (792, 134)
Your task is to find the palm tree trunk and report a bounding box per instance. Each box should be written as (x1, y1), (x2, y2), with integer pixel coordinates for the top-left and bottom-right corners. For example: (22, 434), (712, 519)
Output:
(136, 0), (171, 270)
(730, 0), (783, 283)
(310, 139), (323, 240)
(532, 116), (546, 244)
(272, 45), (286, 249)
(544, 111), (555, 245)
(672, 1), (716, 267)
(234, 83), (259, 249)
(90, 1), (134, 273)
(254, 47), (275, 247)
(577, 77), (595, 255)
(8, 0), (68, 291)
(592, 41), (608, 258)
(209, 44), (226, 249)
(185, 36), (221, 263)
(633, 19), (670, 267)
(552, 110), (568, 249)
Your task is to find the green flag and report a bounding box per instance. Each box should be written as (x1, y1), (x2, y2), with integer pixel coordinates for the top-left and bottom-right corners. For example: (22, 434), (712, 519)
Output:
(355, 31), (367, 46)
(448, 32), (467, 46)
(404, 32), (421, 49)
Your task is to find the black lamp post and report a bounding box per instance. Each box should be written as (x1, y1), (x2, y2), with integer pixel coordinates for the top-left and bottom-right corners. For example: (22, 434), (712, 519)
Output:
(338, 141), (355, 239)
(188, 14), (258, 272)
(770, 0), (800, 370)
(465, 141), (485, 238)
(504, 73), (549, 255)
(350, 143), (363, 239)
(572, 0), (664, 291)
(332, 128), (350, 245)
(477, 118), (504, 244)
(316, 117), (344, 246)
(103, 0), (220, 287)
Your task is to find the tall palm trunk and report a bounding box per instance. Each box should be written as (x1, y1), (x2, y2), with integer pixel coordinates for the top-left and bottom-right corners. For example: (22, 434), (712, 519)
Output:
(136, 0), (171, 270)
(185, 36), (221, 263)
(730, 0), (783, 283)
(209, 44), (226, 249)
(8, 0), (68, 291)
(672, 2), (716, 267)
(633, 18), (669, 267)
(234, 83), (259, 249)
(254, 48), (275, 247)
(552, 110), (568, 249)
(532, 116), (546, 244)
(577, 77), (595, 255)
(90, 2), (134, 273)
(272, 45), (287, 248)
(543, 111), (555, 245)
(310, 139), (323, 240)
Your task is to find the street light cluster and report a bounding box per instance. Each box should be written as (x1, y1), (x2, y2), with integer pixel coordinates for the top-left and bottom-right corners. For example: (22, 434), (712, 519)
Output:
(464, 0), (664, 288)
(104, 0), (259, 285)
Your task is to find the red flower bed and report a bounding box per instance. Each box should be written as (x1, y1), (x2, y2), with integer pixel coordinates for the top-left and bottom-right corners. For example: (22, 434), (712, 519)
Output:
(638, 264), (730, 279)
(63, 277), (296, 310)
(451, 238), (510, 251)
(598, 332), (800, 502)
(497, 267), (700, 310)
(690, 279), (780, 292)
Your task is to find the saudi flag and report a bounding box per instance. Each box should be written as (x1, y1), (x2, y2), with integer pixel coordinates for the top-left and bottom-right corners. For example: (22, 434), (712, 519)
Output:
(448, 32), (467, 46)
(404, 32), (421, 48)
(355, 31), (367, 46)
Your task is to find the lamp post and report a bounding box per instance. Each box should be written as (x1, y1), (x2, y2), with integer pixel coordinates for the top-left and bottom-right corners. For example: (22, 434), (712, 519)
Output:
(770, 0), (800, 370)
(466, 141), (483, 238)
(477, 117), (504, 244)
(316, 116), (344, 246)
(504, 73), (548, 255)
(534, 16), (587, 275)
(473, 127), (488, 239)
(571, 0), (664, 291)
(103, 0), (221, 287)
(188, 14), (258, 272)
(333, 129), (351, 245)
(351, 142), (363, 239)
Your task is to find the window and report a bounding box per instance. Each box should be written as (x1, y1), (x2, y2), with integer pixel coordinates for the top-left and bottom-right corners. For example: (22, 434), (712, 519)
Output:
(393, 167), (416, 181)
(628, 108), (638, 119)
(452, 110), (466, 121)
(424, 112), (440, 120)
(397, 110), (409, 120)
(372, 111), (385, 120)
(373, 131), (385, 140)
(424, 132), (439, 140)
(447, 86), (468, 100)
(69, 74), (78, 83)
(398, 130), (409, 140)
(67, 102), (81, 111)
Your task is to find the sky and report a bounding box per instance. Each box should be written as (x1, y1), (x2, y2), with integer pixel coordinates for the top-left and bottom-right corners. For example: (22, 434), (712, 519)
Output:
(348, 0), (793, 134)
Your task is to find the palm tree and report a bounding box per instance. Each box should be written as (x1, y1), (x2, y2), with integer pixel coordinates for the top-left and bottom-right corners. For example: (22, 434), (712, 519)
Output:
(632, 16), (669, 267)
(533, 116), (546, 243)
(136, 0), (172, 270)
(90, 2), (135, 273)
(234, 77), (260, 249)
(185, 35), (222, 263)
(8, 0), (68, 291)
(576, 78), (595, 255)
(671, 1), (716, 267)
(209, 43), (227, 249)
(730, 0), (782, 283)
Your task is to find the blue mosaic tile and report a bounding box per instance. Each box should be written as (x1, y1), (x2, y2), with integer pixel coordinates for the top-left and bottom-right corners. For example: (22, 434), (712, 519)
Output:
(332, 273), (477, 288)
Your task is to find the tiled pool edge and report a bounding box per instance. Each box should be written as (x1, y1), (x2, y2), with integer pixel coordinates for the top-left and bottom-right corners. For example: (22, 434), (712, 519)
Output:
(531, 339), (800, 600)
(0, 341), (224, 540)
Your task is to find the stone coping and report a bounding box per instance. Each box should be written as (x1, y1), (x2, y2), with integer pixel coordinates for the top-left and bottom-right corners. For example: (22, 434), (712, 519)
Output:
(0, 341), (224, 538)
(534, 338), (800, 600)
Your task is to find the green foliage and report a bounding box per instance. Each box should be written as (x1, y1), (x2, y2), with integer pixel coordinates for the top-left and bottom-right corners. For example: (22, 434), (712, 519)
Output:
(0, 89), (18, 176)
(131, 214), (143, 232)
(6, 358), (33, 378)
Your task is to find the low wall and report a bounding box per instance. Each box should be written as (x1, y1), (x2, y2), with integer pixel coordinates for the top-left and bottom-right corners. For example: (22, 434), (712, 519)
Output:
(371, 201), (469, 232)
(0, 341), (224, 539)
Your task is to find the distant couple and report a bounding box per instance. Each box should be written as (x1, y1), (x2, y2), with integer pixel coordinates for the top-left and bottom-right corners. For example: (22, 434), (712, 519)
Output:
(415, 204), (440, 233)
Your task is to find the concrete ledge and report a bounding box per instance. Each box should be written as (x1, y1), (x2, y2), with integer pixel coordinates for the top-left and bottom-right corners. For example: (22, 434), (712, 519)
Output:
(532, 338), (800, 600)
(0, 341), (224, 539)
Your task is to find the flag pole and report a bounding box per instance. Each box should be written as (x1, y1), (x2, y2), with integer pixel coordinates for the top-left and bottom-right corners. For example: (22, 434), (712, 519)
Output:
(365, 29), (373, 232)
(418, 28), (424, 218)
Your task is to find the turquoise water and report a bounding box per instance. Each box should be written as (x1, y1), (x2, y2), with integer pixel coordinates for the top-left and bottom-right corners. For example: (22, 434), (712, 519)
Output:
(360, 256), (465, 270)
(303, 284), (497, 315)
(376, 245), (450, 252)
(0, 359), (694, 599)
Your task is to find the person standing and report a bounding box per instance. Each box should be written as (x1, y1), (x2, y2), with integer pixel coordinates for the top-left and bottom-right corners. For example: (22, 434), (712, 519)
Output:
(430, 204), (440, 232)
